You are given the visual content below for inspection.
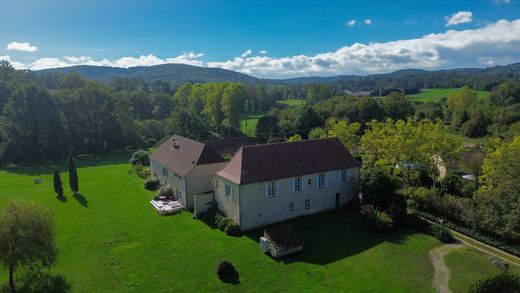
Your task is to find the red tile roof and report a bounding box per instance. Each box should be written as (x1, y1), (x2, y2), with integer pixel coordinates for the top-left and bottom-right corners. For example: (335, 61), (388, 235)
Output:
(217, 137), (361, 185)
(203, 137), (256, 157)
(150, 135), (225, 177)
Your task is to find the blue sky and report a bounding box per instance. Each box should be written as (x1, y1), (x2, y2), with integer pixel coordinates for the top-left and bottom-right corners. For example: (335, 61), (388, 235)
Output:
(1, 0), (519, 78)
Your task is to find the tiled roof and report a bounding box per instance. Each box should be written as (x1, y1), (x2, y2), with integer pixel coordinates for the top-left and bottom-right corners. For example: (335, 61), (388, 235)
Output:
(150, 135), (225, 177)
(203, 136), (256, 157)
(217, 137), (361, 185)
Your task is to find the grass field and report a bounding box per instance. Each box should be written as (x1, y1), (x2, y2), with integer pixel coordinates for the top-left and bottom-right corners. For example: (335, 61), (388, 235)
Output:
(0, 155), (513, 292)
(0, 155), (443, 292)
(406, 88), (490, 103)
(276, 99), (306, 106)
(445, 247), (520, 293)
(239, 112), (265, 136)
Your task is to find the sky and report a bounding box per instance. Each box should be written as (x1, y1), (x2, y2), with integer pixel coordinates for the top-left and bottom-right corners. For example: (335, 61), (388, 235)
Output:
(0, 0), (519, 78)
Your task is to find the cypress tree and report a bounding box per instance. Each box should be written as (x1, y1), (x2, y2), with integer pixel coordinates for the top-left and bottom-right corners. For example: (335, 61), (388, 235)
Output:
(68, 152), (79, 194)
(53, 170), (63, 197)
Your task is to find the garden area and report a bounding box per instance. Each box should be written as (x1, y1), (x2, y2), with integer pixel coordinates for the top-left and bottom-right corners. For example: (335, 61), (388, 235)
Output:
(0, 154), (518, 292)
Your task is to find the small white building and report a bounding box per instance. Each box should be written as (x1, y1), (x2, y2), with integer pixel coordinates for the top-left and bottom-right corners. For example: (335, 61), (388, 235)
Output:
(213, 138), (360, 231)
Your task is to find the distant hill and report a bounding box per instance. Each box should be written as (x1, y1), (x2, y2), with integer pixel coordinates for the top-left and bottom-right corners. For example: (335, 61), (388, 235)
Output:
(36, 63), (520, 92)
(37, 63), (263, 84)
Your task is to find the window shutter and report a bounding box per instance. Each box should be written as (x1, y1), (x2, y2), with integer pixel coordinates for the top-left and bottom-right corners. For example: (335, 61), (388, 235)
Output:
(231, 185), (234, 198)
(315, 175), (319, 189)
(325, 174), (329, 187)
(276, 181), (280, 196)
(301, 177), (305, 192)
(291, 178), (295, 193)
(264, 183), (268, 198)
(337, 170), (341, 184)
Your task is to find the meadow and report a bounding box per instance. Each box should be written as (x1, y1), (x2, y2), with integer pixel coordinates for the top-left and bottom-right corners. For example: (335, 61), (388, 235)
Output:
(406, 88), (490, 103)
(0, 155), (513, 292)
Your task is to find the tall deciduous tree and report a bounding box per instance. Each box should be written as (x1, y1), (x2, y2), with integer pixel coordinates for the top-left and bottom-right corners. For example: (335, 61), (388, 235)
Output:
(0, 201), (58, 292)
(221, 83), (246, 129)
(53, 170), (64, 198)
(476, 135), (520, 241)
(326, 118), (361, 151)
(68, 152), (79, 194)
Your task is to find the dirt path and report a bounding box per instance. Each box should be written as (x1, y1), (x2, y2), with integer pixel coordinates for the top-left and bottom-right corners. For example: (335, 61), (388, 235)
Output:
(429, 243), (463, 293)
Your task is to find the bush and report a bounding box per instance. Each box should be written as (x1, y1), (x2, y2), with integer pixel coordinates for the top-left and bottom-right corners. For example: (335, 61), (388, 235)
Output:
(155, 184), (173, 198)
(144, 176), (160, 191)
(215, 260), (239, 283)
(134, 165), (151, 179)
(440, 173), (463, 195)
(469, 271), (520, 293)
(129, 150), (150, 166)
(403, 214), (432, 234)
(224, 222), (240, 236)
(432, 224), (455, 243)
(361, 204), (394, 232)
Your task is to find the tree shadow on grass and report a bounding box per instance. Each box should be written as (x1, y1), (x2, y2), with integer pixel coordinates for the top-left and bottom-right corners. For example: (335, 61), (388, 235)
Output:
(73, 193), (88, 207)
(243, 209), (415, 265)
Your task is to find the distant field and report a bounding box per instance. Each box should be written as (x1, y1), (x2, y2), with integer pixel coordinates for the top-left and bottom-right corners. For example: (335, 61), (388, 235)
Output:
(276, 99), (306, 106)
(406, 88), (490, 103)
(240, 112), (266, 136)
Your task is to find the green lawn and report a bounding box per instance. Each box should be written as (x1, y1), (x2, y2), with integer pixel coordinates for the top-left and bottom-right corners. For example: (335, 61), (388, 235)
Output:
(239, 112), (265, 136)
(406, 88), (490, 103)
(276, 99), (306, 106)
(1, 156), (512, 292)
(0, 156), (443, 292)
(445, 247), (520, 293)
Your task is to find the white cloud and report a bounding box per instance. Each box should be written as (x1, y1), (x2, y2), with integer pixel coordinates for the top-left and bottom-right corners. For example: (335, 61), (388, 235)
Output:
(241, 49), (252, 58)
(4, 19), (520, 78)
(6, 41), (38, 52)
(446, 11), (473, 26)
(494, 0), (512, 4)
(259, 50), (268, 54)
(346, 19), (356, 27)
(364, 19), (372, 25)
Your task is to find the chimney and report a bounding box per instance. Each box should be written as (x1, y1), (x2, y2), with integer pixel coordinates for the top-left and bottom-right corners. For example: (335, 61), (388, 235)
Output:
(172, 137), (179, 149)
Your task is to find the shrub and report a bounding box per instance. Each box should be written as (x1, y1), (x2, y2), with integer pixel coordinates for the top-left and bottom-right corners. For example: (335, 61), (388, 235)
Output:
(432, 224), (455, 243)
(361, 167), (399, 208)
(469, 271), (520, 293)
(144, 176), (160, 191)
(440, 173), (463, 195)
(134, 165), (151, 179)
(224, 222), (240, 236)
(403, 214), (432, 234)
(361, 204), (394, 232)
(129, 150), (150, 166)
(215, 260), (238, 283)
(155, 184), (173, 198)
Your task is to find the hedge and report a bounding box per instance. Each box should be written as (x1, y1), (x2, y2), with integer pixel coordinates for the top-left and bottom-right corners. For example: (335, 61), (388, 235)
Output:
(413, 210), (520, 257)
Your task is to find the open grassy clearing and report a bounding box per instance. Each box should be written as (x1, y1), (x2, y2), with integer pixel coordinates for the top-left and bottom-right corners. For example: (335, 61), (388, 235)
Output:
(0, 156), (512, 292)
(445, 246), (520, 293)
(0, 156), (442, 292)
(276, 99), (306, 106)
(239, 112), (265, 136)
(406, 88), (489, 103)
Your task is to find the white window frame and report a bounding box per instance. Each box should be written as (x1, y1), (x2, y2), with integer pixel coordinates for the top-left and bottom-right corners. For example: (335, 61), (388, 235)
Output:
(267, 182), (276, 197)
(317, 173), (325, 188)
(305, 199), (311, 209)
(293, 177), (302, 193)
(340, 169), (347, 183)
(225, 184), (232, 199)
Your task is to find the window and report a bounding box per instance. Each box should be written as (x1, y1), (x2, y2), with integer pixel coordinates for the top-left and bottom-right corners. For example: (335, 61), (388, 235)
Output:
(267, 182), (276, 197)
(318, 173), (325, 188)
(305, 199), (311, 209)
(340, 169), (347, 183)
(215, 179), (219, 188)
(225, 184), (232, 199)
(289, 202), (294, 212)
(162, 167), (168, 177)
(308, 178), (312, 185)
(293, 177), (302, 193)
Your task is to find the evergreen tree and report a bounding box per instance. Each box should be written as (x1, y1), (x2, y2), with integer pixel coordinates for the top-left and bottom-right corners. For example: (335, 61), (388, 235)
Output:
(68, 152), (79, 194)
(53, 170), (63, 197)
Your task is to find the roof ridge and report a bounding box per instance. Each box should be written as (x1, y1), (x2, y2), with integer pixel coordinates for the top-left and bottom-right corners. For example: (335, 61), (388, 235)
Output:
(242, 137), (338, 149)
